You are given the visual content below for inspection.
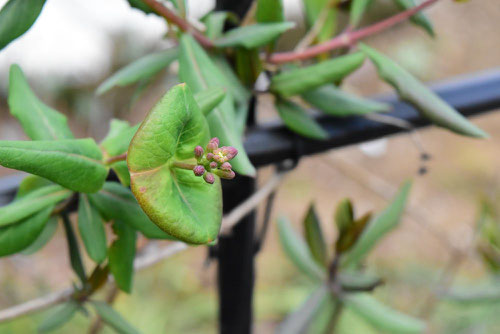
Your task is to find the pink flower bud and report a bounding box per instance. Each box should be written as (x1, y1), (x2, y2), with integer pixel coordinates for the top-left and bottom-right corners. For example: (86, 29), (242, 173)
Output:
(210, 162), (218, 169)
(194, 146), (204, 159)
(203, 172), (215, 184)
(206, 153), (214, 161)
(221, 162), (232, 171)
(215, 169), (235, 180)
(193, 165), (205, 176)
(222, 146), (238, 160)
(206, 137), (219, 152)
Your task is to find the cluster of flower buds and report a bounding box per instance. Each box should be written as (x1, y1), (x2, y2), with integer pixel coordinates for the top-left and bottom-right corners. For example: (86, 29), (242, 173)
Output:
(192, 137), (238, 184)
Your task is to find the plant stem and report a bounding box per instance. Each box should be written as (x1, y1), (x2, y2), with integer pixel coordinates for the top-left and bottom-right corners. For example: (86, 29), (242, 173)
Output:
(141, 0), (214, 48)
(171, 161), (196, 170)
(105, 153), (127, 165)
(269, 0), (440, 63)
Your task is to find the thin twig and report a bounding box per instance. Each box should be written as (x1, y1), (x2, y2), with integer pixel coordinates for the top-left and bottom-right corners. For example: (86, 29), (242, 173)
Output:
(269, 0), (439, 63)
(141, 0), (214, 48)
(0, 169), (289, 323)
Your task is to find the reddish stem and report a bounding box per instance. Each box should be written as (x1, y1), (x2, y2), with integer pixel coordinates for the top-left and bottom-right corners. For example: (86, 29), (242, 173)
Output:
(141, 0), (214, 48)
(268, 0), (439, 64)
(105, 153), (127, 165)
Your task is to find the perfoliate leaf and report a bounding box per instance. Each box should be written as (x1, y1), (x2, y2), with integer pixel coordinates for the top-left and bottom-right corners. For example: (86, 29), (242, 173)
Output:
(270, 52), (365, 97)
(38, 300), (79, 333)
(108, 220), (136, 293)
(302, 0), (337, 42)
(0, 185), (70, 227)
(78, 194), (107, 263)
(21, 216), (58, 255)
(91, 301), (141, 334)
(194, 87), (226, 116)
(359, 44), (487, 138)
(179, 34), (256, 176)
(128, 84), (223, 244)
(303, 204), (328, 266)
(214, 22), (294, 49)
(276, 99), (328, 140)
(0, 206), (53, 257)
(349, 0), (373, 28)
(276, 285), (331, 334)
(88, 182), (174, 239)
(277, 216), (326, 282)
(342, 181), (412, 267)
(344, 293), (426, 333)
(97, 48), (178, 95)
(256, 0), (284, 23)
(0, 0), (46, 50)
(302, 85), (391, 116)
(393, 0), (434, 36)
(0, 139), (108, 193)
(15, 175), (53, 200)
(8, 64), (74, 140)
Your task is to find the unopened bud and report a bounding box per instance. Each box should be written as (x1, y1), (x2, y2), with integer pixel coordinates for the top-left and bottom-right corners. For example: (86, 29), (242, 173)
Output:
(193, 165), (205, 176)
(194, 146), (204, 159)
(221, 162), (232, 171)
(222, 146), (238, 160)
(210, 162), (218, 169)
(215, 169), (235, 180)
(203, 172), (215, 184)
(206, 137), (219, 152)
(206, 153), (214, 161)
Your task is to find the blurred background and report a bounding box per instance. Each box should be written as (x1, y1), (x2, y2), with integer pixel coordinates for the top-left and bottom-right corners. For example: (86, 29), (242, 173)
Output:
(1, 0), (500, 332)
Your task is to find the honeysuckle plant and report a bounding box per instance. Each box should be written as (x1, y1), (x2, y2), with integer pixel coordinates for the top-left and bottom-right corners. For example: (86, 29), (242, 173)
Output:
(0, 0), (486, 332)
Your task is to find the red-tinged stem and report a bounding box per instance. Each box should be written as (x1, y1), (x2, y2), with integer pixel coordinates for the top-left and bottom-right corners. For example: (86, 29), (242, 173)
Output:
(105, 153), (127, 165)
(172, 161), (196, 170)
(141, 0), (214, 48)
(268, 0), (440, 64)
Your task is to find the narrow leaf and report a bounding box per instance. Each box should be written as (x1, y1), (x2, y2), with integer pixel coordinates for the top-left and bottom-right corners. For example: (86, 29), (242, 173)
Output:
(349, 0), (373, 28)
(276, 99), (328, 140)
(194, 87), (226, 116)
(179, 34), (256, 176)
(303, 204), (328, 266)
(0, 139), (109, 193)
(203, 11), (237, 40)
(256, 0), (284, 23)
(97, 48), (178, 95)
(277, 216), (326, 281)
(344, 293), (426, 333)
(0, 0), (46, 50)
(0, 206), (53, 257)
(127, 0), (154, 14)
(302, 85), (391, 116)
(128, 84), (222, 244)
(38, 300), (79, 333)
(15, 175), (53, 200)
(88, 182), (175, 240)
(0, 185), (70, 227)
(214, 22), (295, 49)
(111, 161), (131, 187)
(101, 124), (140, 157)
(78, 194), (107, 263)
(338, 270), (382, 291)
(211, 55), (251, 106)
(62, 213), (87, 285)
(302, 0), (337, 42)
(359, 44), (487, 138)
(108, 220), (136, 293)
(91, 301), (141, 334)
(8, 64), (74, 140)
(393, 0), (434, 36)
(271, 52), (365, 97)
(342, 181), (412, 267)
(21, 216), (58, 255)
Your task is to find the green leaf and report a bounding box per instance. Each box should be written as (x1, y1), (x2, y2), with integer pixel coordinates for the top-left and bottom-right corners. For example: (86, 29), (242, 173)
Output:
(359, 44), (487, 138)
(214, 22), (294, 49)
(108, 220), (136, 293)
(235, 48), (262, 86)
(88, 182), (174, 240)
(393, 0), (434, 36)
(256, 0), (284, 23)
(303, 204), (327, 266)
(0, 206), (53, 257)
(21, 216), (58, 255)
(0, 139), (109, 193)
(97, 48), (178, 95)
(276, 99), (328, 140)
(102, 119), (132, 143)
(8, 64), (74, 140)
(101, 124), (140, 157)
(128, 84), (222, 244)
(277, 285), (332, 334)
(194, 87), (226, 116)
(444, 283), (500, 304)
(302, 85), (391, 116)
(0, 185), (70, 227)
(127, 0), (153, 14)
(335, 198), (354, 234)
(211, 55), (251, 106)
(111, 161), (132, 187)
(0, 0), (46, 50)
(78, 194), (107, 263)
(277, 216), (326, 282)
(349, 0), (373, 28)
(38, 300), (79, 333)
(15, 175), (53, 200)
(271, 52), (365, 97)
(344, 293), (426, 333)
(179, 34), (256, 176)
(91, 301), (141, 334)
(62, 213), (87, 285)
(202, 11), (238, 40)
(342, 181), (411, 267)
(302, 0), (337, 42)
(338, 270), (382, 291)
